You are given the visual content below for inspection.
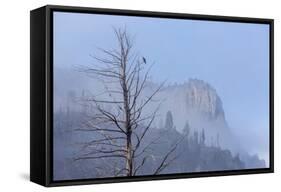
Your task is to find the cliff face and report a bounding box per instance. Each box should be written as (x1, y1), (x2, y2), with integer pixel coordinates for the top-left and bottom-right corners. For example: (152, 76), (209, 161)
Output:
(185, 79), (225, 121)
(138, 78), (238, 154)
(148, 79), (227, 134)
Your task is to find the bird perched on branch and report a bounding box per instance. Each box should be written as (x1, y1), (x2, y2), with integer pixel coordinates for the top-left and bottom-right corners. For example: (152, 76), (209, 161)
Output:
(142, 57), (146, 64)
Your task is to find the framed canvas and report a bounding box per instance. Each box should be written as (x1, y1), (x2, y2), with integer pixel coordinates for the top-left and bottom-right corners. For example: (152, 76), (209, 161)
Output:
(30, 5), (274, 187)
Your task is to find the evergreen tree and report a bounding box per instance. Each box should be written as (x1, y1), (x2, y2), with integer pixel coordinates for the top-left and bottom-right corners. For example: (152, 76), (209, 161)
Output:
(193, 131), (199, 145)
(164, 111), (175, 130)
(200, 129), (205, 146)
(183, 121), (190, 137)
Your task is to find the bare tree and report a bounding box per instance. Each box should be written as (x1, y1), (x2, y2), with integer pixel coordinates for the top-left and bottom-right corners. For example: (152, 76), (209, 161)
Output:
(75, 28), (180, 177)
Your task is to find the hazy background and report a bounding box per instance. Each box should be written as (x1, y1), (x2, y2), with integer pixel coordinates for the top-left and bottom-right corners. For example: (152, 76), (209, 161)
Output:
(53, 12), (270, 164)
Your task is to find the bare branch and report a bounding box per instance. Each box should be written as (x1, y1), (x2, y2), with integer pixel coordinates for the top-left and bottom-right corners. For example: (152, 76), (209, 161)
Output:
(75, 128), (123, 134)
(133, 156), (149, 175)
(74, 155), (127, 161)
(153, 135), (186, 175)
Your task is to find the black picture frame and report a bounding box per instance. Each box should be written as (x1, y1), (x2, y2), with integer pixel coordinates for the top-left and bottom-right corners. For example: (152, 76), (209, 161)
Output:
(30, 5), (274, 187)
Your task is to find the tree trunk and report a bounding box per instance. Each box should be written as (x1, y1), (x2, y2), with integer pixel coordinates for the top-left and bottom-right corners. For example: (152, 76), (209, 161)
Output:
(125, 130), (133, 176)
(122, 61), (133, 176)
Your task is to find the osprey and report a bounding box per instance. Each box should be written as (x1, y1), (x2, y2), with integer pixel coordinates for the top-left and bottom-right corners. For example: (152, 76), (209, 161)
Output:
(142, 57), (146, 64)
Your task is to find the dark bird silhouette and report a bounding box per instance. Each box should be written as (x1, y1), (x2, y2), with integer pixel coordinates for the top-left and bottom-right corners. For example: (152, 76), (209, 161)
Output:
(142, 57), (146, 64)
